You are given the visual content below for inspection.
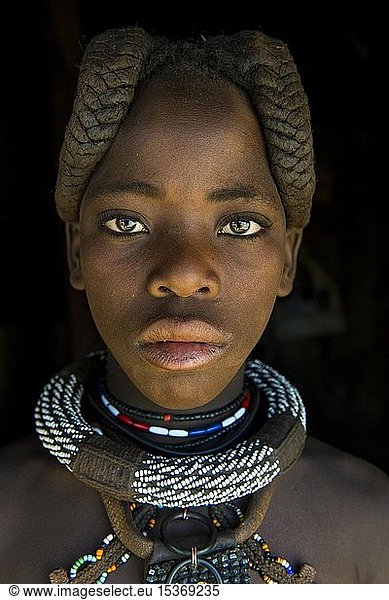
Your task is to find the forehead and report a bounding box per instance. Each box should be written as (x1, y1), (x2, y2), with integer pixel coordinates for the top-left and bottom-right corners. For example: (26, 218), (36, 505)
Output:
(129, 73), (255, 128)
(122, 74), (264, 153)
(84, 74), (280, 203)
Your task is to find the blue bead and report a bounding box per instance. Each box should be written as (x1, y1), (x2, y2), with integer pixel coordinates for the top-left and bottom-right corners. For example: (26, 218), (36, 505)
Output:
(206, 423), (223, 433)
(188, 428), (208, 436)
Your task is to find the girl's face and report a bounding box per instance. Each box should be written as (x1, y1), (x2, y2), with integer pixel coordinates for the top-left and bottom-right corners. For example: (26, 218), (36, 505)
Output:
(67, 76), (302, 410)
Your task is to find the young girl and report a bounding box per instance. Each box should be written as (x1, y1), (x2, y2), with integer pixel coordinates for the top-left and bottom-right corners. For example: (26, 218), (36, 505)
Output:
(1, 25), (388, 585)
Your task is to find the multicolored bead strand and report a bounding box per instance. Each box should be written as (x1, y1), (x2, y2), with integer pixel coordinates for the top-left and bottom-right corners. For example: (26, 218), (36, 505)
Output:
(67, 504), (158, 584)
(98, 383), (252, 438)
(247, 532), (295, 583)
(69, 534), (131, 583)
(97, 377), (250, 423)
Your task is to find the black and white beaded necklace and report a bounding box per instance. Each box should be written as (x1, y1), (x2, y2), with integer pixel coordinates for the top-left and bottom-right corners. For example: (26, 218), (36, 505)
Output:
(35, 350), (306, 506)
(35, 350), (315, 584)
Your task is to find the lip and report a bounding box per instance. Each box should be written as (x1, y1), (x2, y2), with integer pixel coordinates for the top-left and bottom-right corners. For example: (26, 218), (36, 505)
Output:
(136, 317), (231, 371)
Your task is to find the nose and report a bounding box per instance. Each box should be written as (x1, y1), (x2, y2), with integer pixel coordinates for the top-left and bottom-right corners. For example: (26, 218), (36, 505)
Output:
(146, 242), (221, 300)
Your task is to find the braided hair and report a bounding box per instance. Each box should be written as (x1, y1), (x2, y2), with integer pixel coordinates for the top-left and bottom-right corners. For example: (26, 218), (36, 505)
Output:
(55, 26), (315, 228)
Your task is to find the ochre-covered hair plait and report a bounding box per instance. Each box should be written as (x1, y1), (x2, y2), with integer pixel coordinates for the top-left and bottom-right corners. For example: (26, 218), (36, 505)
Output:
(55, 26), (315, 228)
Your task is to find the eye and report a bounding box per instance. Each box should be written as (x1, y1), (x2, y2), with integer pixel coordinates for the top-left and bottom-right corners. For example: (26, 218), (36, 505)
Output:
(103, 217), (148, 235)
(218, 217), (264, 237)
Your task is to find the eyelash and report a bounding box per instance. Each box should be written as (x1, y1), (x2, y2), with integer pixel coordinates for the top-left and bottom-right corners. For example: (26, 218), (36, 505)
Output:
(217, 213), (271, 239)
(97, 211), (271, 239)
(98, 211), (149, 236)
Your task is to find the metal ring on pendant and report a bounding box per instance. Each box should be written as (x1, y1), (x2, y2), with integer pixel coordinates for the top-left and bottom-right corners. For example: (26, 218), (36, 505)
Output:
(166, 557), (223, 584)
(160, 510), (217, 556)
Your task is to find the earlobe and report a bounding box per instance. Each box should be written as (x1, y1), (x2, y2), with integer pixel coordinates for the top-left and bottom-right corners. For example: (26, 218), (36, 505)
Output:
(278, 228), (303, 298)
(65, 222), (85, 291)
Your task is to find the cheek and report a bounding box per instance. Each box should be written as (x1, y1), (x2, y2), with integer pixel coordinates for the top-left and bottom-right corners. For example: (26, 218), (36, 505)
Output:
(79, 238), (146, 326)
(222, 244), (285, 335)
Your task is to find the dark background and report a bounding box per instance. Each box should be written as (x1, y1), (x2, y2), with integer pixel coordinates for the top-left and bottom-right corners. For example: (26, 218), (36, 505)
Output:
(1, 3), (388, 473)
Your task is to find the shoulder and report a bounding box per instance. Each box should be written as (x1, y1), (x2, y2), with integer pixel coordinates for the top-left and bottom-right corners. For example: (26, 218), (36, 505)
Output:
(302, 435), (389, 506)
(300, 436), (389, 582)
(0, 434), (54, 488)
(0, 432), (102, 516)
(0, 435), (110, 583)
(0, 435), (61, 529)
(0, 433), (67, 485)
(270, 435), (389, 582)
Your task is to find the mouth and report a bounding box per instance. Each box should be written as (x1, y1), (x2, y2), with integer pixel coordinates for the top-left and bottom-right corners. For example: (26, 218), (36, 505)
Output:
(136, 317), (231, 371)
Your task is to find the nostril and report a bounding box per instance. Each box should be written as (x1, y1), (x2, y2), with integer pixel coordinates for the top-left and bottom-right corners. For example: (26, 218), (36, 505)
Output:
(156, 285), (211, 297)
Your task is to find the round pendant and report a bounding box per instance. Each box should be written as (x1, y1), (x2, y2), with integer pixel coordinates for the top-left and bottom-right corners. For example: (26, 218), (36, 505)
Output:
(166, 557), (223, 584)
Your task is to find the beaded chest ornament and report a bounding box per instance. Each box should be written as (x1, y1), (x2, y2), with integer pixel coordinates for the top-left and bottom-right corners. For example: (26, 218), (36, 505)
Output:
(36, 351), (315, 584)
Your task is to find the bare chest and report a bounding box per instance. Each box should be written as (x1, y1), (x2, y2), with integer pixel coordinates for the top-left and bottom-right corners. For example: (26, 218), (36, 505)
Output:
(0, 485), (357, 585)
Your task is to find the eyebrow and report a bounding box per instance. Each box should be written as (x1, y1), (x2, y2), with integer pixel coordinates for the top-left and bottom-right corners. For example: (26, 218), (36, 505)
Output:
(207, 184), (264, 203)
(95, 181), (162, 199)
(92, 181), (272, 205)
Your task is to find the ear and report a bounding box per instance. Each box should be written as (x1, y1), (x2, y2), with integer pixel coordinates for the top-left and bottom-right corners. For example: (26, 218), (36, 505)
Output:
(277, 227), (303, 298)
(65, 222), (85, 291)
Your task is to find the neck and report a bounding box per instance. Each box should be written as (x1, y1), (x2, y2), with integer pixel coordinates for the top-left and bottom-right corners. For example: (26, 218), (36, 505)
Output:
(105, 350), (246, 416)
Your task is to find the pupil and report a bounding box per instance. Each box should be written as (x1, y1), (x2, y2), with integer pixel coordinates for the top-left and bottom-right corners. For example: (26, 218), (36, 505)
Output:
(231, 220), (250, 233)
(118, 218), (135, 231)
